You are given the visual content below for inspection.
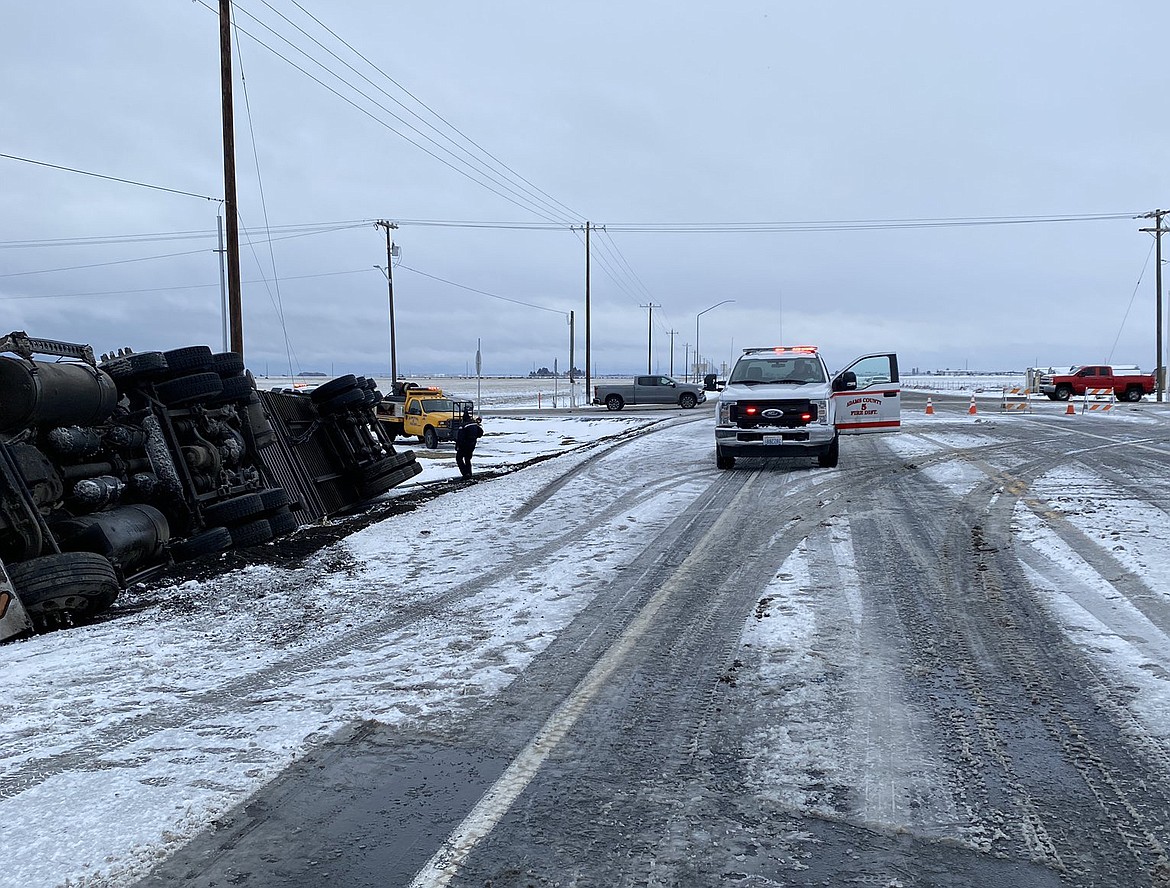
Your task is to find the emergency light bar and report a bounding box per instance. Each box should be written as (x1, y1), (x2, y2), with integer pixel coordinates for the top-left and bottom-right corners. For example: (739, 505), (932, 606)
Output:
(741, 345), (819, 355)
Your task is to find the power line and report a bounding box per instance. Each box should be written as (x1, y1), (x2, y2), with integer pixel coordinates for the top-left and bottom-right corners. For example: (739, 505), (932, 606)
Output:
(0, 267), (371, 302)
(0, 221), (370, 250)
(0, 212), (1141, 251)
(246, 0), (581, 223)
(396, 263), (567, 315)
(197, 1), (569, 223)
(603, 212), (1141, 232)
(0, 152), (219, 202)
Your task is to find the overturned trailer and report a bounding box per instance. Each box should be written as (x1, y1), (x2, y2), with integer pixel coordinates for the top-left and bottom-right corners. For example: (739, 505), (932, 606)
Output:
(0, 332), (420, 642)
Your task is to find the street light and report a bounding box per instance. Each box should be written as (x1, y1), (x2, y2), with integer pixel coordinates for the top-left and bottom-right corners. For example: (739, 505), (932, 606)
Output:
(696, 299), (734, 383)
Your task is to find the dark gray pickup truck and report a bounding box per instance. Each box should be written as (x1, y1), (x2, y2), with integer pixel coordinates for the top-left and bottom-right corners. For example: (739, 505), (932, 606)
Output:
(592, 375), (707, 411)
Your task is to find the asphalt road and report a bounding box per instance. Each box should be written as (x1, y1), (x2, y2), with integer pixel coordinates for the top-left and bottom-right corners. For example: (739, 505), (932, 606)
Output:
(137, 401), (1170, 888)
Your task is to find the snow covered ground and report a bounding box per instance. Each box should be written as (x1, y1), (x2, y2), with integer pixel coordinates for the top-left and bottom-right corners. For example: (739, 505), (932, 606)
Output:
(6, 388), (1170, 887)
(0, 412), (663, 888)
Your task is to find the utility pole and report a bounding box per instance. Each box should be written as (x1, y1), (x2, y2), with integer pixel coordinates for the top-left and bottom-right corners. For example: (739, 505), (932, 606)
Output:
(667, 330), (678, 376)
(683, 343), (690, 382)
(219, 0), (244, 356)
(568, 310), (575, 409)
(1140, 210), (1167, 401)
(640, 303), (661, 373)
(374, 221), (399, 387)
(216, 214), (228, 352)
(585, 222), (592, 398)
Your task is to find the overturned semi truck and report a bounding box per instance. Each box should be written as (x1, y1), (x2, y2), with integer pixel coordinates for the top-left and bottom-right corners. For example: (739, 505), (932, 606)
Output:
(0, 332), (421, 642)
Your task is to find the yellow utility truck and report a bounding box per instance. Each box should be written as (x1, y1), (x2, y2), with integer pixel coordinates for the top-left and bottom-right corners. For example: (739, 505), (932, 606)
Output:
(376, 384), (476, 449)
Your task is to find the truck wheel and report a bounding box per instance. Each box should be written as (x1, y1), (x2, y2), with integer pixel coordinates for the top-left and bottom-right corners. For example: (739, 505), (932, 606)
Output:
(423, 426), (439, 449)
(170, 526), (233, 562)
(100, 350), (168, 386)
(203, 492), (266, 526)
(679, 392), (698, 409)
(318, 388), (367, 414)
(210, 352), (246, 377)
(716, 448), (735, 470)
(309, 374), (358, 403)
(1055, 385), (1073, 401)
(155, 372), (225, 406)
(817, 435), (840, 468)
(1124, 387), (1143, 402)
(161, 346), (214, 376)
(7, 552), (121, 621)
(229, 518), (274, 549)
(267, 507), (300, 538)
(605, 394), (624, 411)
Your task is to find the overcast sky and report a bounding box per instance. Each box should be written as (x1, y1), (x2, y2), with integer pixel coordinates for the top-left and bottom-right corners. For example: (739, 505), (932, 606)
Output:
(3, 1), (1169, 378)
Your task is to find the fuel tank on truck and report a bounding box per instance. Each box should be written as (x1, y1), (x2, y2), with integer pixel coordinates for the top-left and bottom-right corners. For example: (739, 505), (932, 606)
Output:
(0, 357), (118, 435)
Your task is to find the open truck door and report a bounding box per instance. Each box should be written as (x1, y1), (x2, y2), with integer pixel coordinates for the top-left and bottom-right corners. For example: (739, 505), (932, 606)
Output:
(831, 352), (901, 434)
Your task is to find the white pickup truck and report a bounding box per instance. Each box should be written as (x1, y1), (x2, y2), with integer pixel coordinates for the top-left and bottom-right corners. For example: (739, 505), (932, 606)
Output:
(715, 346), (901, 469)
(593, 375), (707, 411)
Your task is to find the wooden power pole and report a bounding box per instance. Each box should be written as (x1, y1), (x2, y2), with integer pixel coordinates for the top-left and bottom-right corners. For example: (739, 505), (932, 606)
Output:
(585, 222), (592, 400)
(219, 0), (244, 356)
(1140, 209), (1167, 401)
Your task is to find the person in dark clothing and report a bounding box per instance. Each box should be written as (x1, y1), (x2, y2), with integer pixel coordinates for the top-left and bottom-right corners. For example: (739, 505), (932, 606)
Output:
(454, 409), (483, 478)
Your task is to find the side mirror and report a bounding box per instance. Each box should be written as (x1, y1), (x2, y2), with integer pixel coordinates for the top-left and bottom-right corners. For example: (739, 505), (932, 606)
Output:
(833, 371), (857, 392)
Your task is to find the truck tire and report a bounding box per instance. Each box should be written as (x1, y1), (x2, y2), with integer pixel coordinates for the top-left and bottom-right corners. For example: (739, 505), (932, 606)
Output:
(716, 447), (735, 470)
(318, 388), (367, 414)
(155, 372), (224, 406)
(267, 507), (300, 538)
(423, 426), (439, 449)
(605, 394), (624, 411)
(310, 375), (357, 403)
(7, 552), (121, 620)
(162, 346), (214, 376)
(170, 526), (233, 562)
(229, 518), (274, 549)
(1055, 385), (1073, 401)
(203, 492), (265, 526)
(1124, 386), (1143, 402)
(207, 374), (253, 404)
(359, 462), (422, 500)
(679, 392), (698, 409)
(817, 435), (840, 468)
(100, 351), (168, 386)
(210, 352), (245, 377)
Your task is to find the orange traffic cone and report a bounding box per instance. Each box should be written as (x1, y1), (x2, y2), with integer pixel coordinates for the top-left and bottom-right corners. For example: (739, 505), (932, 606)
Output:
(1065, 402), (1076, 415)
(968, 395), (977, 415)
(925, 397), (934, 415)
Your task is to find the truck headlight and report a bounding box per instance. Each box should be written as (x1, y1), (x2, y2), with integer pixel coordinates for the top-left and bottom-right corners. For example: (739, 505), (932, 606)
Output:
(718, 401), (734, 424)
(816, 400), (828, 424)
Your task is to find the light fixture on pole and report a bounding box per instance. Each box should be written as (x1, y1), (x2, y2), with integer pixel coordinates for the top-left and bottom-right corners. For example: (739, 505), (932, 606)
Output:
(696, 299), (734, 381)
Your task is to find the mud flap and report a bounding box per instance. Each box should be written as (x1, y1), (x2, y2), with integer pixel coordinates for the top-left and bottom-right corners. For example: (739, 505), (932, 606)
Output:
(0, 559), (34, 642)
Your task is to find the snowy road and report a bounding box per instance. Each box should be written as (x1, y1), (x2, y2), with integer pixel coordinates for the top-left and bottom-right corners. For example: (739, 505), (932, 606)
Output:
(5, 404), (1170, 887)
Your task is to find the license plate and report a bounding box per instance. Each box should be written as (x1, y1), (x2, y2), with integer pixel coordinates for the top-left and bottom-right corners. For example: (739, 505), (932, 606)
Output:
(764, 435), (783, 445)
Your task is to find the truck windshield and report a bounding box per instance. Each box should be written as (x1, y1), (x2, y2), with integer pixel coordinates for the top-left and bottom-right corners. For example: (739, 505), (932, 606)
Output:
(729, 358), (825, 385)
(420, 399), (458, 413)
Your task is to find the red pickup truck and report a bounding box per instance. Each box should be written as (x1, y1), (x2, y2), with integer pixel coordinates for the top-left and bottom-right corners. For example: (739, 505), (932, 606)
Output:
(1039, 365), (1156, 402)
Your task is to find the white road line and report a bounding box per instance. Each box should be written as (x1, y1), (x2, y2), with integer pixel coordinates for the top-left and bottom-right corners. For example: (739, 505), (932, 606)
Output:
(406, 473), (760, 888)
